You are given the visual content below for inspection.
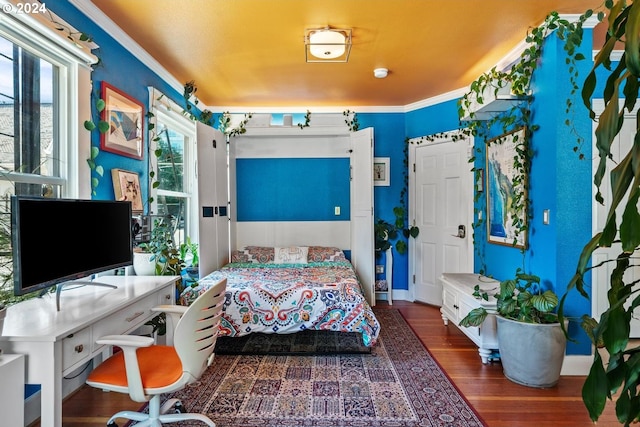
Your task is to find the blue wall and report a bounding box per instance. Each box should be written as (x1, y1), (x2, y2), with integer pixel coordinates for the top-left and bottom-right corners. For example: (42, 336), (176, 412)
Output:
(51, 2), (190, 209)
(402, 31), (595, 354)
(236, 158), (350, 221)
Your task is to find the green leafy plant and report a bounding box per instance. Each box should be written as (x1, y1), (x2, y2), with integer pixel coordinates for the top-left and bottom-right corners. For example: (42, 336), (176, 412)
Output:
(556, 3), (640, 425)
(218, 111), (253, 136)
(137, 217), (185, 277)
(459, 270), (559, 328)
(298, 110), (311, 129)
(374, 219), (397, 255)
(83, 94), (108, 196)
(343, 109), (359, 131)
(179, 236), (199, 268)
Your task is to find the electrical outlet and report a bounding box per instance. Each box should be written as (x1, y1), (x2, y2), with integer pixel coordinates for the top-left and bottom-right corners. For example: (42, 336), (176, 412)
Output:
(334, 206), (340, 215)
(376, 265), (384, 274)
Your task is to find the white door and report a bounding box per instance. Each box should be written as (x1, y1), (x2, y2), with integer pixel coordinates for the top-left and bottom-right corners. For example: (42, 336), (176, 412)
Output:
(196, 121), (229, 277)
(350, 127), (375, 305)
(409, 133), (474, 305)
(592, 101), (640, 336)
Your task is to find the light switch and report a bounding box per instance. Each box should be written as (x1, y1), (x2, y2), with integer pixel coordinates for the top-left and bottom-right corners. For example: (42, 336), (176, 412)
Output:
(335, 206), (340, 215)
(543, 209), (550, 225)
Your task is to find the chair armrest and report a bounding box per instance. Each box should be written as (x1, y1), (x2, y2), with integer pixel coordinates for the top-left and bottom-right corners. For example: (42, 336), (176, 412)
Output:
(152, 305), (188, 341)
(152, 304), (188, 315)
(95, 335), (155, 348)
(94, 334), (155, 402)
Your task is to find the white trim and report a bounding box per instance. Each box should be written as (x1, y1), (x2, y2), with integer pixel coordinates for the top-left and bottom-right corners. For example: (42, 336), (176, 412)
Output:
(0, 0), (97, 65)
(147, 87), (198, 241)
(561, 354), (593, 376)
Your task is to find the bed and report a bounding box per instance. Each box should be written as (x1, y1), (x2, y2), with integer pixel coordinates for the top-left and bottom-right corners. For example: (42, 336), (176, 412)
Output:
(178, 245), (380, 347)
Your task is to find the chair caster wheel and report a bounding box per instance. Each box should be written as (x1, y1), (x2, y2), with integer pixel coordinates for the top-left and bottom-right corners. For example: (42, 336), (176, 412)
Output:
(107, 422), (118, 427)
(174, 402), (186, 413)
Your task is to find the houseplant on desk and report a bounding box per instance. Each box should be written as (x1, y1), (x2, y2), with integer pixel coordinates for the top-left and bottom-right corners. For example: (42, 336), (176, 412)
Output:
(134, 217), (185, 277)
(459, 270), (566, 388)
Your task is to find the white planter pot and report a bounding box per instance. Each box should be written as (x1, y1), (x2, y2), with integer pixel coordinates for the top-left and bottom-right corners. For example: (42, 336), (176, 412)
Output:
(133, 252), (156, 276)
(496, 315), (567, 388)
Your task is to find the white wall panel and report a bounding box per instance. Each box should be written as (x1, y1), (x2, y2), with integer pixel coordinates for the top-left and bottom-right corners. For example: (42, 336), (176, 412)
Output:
(235, 221), (351, 250)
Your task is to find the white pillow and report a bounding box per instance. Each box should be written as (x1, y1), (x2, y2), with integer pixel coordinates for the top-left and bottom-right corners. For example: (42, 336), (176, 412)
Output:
(274, 246), (309, 264)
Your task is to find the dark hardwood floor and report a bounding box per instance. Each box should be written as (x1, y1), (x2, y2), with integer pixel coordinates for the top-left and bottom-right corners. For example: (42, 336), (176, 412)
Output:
(36, 301), (618, 427)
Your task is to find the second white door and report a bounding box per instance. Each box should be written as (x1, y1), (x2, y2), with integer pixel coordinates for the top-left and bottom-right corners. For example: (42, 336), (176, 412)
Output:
(410, 133), (474, 305)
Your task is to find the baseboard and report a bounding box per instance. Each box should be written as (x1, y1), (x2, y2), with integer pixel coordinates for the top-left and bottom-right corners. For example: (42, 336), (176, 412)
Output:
(561, 354), (594, 376)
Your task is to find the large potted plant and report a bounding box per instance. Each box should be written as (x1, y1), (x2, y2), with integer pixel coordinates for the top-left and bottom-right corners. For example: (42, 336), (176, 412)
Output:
(556, 3), (640, 424)
(460, 270), (566, 388)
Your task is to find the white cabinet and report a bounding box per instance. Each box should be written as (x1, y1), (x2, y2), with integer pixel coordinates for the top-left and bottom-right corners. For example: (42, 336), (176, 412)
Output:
(440, 273), (499, 364)
(0, 354), (25, 427)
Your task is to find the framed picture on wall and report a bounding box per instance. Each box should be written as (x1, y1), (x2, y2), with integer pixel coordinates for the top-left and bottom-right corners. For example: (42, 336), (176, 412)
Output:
(485, 127), (527, 249)
(100, 82), (144, 159)
(373, 157), (390, 186)
(112, 168), (143, 213)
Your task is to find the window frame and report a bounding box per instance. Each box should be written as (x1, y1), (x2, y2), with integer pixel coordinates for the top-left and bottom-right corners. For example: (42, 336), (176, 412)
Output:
(148, 87), (198, 245)
(0, 1), (98, 199)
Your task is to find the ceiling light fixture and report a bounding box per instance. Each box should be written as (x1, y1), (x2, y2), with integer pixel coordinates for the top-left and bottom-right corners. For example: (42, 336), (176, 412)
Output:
(374, 68), (388, 78)
(305, 27), (352, 63)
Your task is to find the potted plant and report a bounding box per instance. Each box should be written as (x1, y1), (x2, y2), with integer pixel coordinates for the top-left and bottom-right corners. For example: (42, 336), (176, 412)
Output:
(556, 3), (640, 424)
(134, 216), (185, 277)
(374, 219), (397, 258)
(460, 269), (566, 388)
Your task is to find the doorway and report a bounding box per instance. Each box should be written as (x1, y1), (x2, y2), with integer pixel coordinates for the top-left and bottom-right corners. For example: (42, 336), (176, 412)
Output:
(409, 132), (474, 305)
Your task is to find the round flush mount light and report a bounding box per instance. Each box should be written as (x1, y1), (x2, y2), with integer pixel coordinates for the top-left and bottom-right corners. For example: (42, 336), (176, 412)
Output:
(309, 29), (346, 59)
(373, 68), (388, 78)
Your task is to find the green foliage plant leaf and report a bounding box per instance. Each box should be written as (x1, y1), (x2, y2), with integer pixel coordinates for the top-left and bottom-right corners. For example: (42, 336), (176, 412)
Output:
(624, 3), (640, 76)
(458, 307), (488, 328)
(582, 352), (608, 422)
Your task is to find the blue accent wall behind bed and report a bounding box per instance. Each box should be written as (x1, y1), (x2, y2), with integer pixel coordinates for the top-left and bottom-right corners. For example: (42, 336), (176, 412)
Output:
(236, 158), (350, 221)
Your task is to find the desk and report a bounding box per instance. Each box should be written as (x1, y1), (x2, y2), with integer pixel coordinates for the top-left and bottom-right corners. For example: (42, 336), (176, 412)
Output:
(0, 275), (177, 427)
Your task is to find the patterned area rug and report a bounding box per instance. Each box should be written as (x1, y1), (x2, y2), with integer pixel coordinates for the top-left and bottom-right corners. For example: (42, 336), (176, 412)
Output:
(214, 330), (372, 355)
(166, 309), (487, 426)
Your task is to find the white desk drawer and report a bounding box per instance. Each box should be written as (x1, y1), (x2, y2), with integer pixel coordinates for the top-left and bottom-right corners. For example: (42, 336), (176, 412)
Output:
(62, 327), (91, 371)
(91, 293), (158, 352)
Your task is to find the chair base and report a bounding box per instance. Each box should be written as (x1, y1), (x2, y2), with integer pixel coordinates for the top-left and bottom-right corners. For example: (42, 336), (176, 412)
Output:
(106, 396), (215, 427)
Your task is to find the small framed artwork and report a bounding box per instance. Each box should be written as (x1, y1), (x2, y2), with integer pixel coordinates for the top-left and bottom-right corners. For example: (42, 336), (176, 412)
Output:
(100, 82), (144, 159)
(112, 168), (143, 213)
(486, 127), (527, 249)
(373, 157), (390, 186)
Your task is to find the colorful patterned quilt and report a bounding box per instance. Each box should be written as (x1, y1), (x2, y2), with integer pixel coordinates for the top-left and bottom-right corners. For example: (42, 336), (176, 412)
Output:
(179, 261), (380, 347)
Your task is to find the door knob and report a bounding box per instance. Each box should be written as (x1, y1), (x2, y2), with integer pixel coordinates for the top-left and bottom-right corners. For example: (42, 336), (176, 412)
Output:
(452, 225), (466, 239)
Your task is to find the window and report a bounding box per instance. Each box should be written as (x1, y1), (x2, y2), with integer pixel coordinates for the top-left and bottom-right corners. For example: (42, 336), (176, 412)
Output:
(0, 6), (97, 304)
(148, 87), (197, 249)
(0, 36), (60, 197)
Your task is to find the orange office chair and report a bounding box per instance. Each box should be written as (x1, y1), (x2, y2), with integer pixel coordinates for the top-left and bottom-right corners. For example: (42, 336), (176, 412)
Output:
(86, 278), (227, 427)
